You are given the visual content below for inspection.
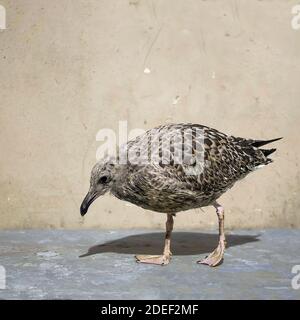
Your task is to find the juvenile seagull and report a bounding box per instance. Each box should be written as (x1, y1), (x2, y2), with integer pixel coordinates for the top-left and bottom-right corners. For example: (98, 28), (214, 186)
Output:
(80, 123), (281, 267)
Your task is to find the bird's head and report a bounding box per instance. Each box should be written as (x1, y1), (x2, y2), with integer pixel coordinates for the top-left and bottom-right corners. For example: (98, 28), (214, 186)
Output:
(80, 159), (116, 216)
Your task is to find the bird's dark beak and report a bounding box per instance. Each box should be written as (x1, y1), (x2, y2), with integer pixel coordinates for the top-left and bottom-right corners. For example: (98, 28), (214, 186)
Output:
(80, 191), (98, 216)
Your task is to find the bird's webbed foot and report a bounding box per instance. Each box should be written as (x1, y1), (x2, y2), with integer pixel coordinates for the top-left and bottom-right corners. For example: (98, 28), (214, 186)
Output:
(197, 240), (226, 267)
(135, 253), (171, 266)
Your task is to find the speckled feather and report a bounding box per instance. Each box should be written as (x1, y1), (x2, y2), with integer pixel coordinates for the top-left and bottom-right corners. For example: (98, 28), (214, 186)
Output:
(102, 123), (281, 214)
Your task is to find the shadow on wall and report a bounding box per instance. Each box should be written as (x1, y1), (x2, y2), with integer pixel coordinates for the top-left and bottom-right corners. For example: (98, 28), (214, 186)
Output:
(79, 232), (260, 257)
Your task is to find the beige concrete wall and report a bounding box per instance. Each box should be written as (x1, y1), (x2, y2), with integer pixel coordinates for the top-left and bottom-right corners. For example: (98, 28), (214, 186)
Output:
(0, 0), (299, 230)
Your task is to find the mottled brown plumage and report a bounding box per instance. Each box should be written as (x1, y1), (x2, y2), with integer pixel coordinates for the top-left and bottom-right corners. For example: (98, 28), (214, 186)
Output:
(80, 123), (281, 267)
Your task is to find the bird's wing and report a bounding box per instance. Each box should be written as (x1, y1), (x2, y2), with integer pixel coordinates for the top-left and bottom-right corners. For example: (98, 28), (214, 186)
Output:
(125, 123), (269, 194)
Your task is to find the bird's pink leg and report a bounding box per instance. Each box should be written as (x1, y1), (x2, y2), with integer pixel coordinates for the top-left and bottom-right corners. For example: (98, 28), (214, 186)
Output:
(135, 214), (174, 266)
(198, 202), (226, 267)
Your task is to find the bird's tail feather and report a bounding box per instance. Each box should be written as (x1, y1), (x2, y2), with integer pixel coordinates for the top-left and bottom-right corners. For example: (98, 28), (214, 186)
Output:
(260, 148), (277, 157)
(251, 137), (283, 148)
(248, 138), (282, 166)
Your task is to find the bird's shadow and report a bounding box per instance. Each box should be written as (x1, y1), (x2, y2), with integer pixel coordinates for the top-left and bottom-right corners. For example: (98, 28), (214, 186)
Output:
(79, 232), (260, 257)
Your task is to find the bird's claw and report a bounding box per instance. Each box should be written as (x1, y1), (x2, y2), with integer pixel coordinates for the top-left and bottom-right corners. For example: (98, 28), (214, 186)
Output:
(135, 254), (171, 266)
(197, 240), (225, 267)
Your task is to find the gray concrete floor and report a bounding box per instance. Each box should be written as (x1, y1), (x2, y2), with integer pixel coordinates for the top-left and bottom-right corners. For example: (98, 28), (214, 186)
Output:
(0, 229), (299, 300)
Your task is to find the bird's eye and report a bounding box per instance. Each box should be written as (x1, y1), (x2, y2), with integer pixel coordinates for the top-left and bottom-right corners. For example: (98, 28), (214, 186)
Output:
(98, 176), (108, 184)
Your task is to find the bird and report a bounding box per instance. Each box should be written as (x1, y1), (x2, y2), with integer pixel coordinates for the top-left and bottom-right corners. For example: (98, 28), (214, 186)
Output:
(80, 123), (281, 267)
